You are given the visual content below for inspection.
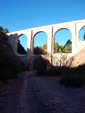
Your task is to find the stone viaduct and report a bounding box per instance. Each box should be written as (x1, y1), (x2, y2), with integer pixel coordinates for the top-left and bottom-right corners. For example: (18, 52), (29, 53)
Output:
(7, 19), (85, 69)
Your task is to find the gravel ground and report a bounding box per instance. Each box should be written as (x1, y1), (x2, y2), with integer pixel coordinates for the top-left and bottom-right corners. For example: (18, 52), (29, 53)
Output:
(0, 71), (85, 113)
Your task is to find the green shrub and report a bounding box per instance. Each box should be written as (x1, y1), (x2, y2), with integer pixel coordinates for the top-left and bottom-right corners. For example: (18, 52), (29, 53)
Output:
(33, 57), (48, 75)
(59, 65), (85, 87)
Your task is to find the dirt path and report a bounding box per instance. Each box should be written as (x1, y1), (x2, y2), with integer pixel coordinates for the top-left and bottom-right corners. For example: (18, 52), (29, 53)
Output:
(0, 71), (85, 113)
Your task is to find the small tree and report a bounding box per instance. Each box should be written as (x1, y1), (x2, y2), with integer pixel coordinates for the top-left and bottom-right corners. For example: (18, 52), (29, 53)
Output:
(3, 28), (9, 34)
(65, 39), (72, 45)
(63, 43), (72, 53)
(42, 43), (47, 53)
(58, 46), (64, 53)
(0, 26), (3, 31)
(54, 42), (59, 53)
(43, 43), (47, 50)
(34, 46), (44, 55)
(63, 39), (72, 53)
(0, 26), (9, 34)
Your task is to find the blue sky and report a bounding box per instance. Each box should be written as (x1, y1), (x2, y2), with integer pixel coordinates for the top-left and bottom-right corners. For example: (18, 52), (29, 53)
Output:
(1, 0), (85, 50)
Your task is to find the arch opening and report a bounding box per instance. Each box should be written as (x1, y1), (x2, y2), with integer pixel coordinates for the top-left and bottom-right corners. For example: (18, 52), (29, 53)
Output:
(17, 34), (28, 55)
(54, 29), (72, 53)
(79, 26), (85, 41)
(33, 32), (48, 55)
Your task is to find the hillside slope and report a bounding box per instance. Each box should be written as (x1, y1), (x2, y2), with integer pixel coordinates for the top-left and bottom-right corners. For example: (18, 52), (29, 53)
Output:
(72, 48), (85, 66)
(66, 48), (85, 67)
(0, 32), (26, 82)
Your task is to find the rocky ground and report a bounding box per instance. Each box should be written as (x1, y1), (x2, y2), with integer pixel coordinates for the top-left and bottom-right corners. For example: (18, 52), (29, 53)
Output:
(0, 71), (85, 113)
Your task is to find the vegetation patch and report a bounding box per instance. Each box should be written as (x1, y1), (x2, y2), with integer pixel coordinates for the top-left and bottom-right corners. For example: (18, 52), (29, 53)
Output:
(34, 39), (72, 55)
(59, 65), (85, 88)
(0, 31), (26, 83)
(33, 56), (47, 75)
(33, 56), (85, 87)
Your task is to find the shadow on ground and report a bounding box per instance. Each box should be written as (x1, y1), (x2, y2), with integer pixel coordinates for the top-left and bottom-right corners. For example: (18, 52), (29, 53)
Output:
(33, 56), (85, 88)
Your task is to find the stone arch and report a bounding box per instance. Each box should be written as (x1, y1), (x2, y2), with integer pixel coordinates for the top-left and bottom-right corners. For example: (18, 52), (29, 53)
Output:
(78, 25), (85, 35)
(18, 34), (24, 39)
(32, 31), (48, 55)
(77, 25), (85, 51)
(79, 26), (85, 41)
(54, 28), (72, 37)
(18, 33), (29, 40)
(54, 28), (72, 53)
(33, 31), (48, 39)
(76, 21), (85, 35)
(17, 34), (28, 55)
